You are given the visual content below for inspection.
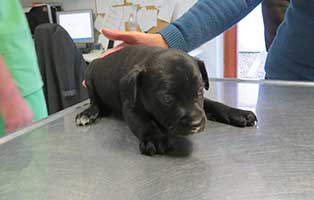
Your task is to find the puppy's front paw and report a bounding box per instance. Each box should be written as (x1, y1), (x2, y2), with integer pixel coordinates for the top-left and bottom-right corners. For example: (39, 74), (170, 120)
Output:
(139, 136), (172, 156)
(228, 110), (257, 127)
(75, 108), (99, 126)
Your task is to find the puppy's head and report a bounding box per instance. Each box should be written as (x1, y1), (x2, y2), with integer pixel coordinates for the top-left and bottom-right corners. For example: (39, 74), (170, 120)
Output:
(121, 49), (209, 136)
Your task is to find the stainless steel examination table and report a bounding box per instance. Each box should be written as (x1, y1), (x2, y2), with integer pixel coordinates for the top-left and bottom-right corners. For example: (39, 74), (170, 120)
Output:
(1, 79), (314, 200)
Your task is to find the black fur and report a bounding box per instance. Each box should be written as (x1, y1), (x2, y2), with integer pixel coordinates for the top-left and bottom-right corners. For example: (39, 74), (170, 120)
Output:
(76, 45), (257, 156)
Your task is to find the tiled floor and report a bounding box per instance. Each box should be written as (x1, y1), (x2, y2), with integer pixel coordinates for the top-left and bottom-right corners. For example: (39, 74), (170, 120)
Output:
(238, 52), (267, 80)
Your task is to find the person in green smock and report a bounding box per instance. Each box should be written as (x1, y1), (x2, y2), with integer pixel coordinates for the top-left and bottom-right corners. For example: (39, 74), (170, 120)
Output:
(0, 0), (47, 135)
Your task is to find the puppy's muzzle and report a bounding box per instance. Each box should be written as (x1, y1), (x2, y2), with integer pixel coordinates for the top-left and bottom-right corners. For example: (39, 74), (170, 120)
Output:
(190, 118), (204, 133)
(179, 113), (206, 134)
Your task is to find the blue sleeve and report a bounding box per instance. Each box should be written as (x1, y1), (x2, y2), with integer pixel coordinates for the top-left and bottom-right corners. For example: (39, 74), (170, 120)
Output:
(158, 0), (263, 52)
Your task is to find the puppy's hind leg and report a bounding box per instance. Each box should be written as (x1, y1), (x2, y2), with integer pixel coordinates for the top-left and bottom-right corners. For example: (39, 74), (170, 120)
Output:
(75, 80), (110, 126)
(204, 98), (257, 127)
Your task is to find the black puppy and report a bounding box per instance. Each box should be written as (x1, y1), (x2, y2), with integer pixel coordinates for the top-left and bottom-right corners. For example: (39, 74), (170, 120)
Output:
(76, 45), (257, 156)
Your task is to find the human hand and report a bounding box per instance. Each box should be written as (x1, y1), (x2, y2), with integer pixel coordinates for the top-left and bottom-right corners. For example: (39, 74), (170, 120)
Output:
(82, 29), (170, 88)
(0, 91), (33, 133)
(99, 28), (168, 57)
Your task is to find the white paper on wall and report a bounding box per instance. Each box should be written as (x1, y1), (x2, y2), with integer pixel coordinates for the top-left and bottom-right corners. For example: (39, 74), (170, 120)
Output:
(128, 0), (163, 7)
(141, 0), (155, 6)
(131, 0), (143, 5)
(154, 0), (164, 8)
(96, 0), (124, 13)
(110, 0), (124, 5)
(158, 1), (176, 22)
(96, 0), (107, 13)
(121, 6), (133, 22)
(103, 6), (125, 31)
(94, 15), (107, 32)
(138, 8), (157, 32)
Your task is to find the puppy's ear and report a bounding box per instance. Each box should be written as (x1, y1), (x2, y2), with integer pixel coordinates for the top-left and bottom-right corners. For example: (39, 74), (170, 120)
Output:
(120, 65), (146, 107)
(196, 59), (209, 90)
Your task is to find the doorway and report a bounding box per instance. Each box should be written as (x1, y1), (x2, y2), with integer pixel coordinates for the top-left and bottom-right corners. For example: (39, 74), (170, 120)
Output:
(223, 5), (267, 79)
(238, 5), (266, 79)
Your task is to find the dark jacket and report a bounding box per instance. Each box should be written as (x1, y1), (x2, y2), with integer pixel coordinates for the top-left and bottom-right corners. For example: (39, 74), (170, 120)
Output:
(34, 23), (88, 114)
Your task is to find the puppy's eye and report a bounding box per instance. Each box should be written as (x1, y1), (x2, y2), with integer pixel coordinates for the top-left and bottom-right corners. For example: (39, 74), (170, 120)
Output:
(162, 95), (173, 105)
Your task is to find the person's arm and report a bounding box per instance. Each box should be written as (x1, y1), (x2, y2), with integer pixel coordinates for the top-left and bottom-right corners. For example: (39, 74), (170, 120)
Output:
(0, 55), (33, 133)
(102, 0), (262, 53)
(159, 0), (263, 52)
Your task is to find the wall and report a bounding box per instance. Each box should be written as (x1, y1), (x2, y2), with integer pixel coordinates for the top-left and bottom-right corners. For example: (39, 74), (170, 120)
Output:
(172, 0), (197, 19)
(20, 0), (197, 15)
(20, 0), (224, 78)
(20, 0), (96, 10)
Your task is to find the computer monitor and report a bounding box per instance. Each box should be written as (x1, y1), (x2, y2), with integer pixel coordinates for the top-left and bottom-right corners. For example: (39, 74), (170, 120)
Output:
(56, 10), (94, 44)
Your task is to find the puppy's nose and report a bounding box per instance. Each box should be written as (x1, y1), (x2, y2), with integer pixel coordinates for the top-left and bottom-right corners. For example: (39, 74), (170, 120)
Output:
(180, 115), (203, 128)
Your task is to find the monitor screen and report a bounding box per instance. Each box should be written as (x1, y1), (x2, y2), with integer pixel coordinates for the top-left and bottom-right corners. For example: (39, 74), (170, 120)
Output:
(56, 10), (94, 43)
